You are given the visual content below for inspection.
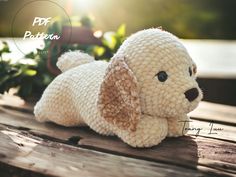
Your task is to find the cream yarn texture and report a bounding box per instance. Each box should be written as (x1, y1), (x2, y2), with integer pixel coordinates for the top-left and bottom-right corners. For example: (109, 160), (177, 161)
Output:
(34, 28), (202, 147)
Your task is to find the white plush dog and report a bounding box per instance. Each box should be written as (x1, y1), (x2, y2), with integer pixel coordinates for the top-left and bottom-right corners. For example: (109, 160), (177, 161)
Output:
(34, 28), (202, 147)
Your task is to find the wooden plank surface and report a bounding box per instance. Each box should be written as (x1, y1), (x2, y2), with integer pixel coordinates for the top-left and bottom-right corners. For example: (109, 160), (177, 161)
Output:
(0, 125), (216, 177)
(190, 101), (236, 125)
(0, 96), (235, 176)
(0, 106), (235, 176)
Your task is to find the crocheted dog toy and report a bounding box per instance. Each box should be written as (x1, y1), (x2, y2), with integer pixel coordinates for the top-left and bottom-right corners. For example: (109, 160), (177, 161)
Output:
(34, 28), (202, 147)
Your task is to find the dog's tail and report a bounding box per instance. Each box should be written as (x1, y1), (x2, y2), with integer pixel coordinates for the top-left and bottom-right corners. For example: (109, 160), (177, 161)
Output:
(57, 50), (95, 72)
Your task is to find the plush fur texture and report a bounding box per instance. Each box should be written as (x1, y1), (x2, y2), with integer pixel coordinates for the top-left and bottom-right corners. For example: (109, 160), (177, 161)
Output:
(34, 28), (203, 147)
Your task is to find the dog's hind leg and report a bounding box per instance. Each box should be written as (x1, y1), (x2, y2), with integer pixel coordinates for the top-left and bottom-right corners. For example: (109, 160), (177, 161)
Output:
(34, 74), (85, 127)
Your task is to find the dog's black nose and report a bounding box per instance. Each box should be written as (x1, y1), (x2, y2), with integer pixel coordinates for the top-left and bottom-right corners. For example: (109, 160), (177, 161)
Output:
(184, 88), (199, 102)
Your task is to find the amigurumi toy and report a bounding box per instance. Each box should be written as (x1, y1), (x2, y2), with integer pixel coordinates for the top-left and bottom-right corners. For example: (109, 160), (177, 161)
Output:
(34, 28), (203, 147)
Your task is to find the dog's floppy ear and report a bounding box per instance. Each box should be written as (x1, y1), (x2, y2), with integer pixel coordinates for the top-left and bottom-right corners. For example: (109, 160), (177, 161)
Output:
(98, 55), (141, 131)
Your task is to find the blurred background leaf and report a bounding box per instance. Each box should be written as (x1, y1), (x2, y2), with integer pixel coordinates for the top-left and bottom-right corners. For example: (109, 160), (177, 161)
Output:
(0, 16), (126, 98)
(0, 0), (235, 103)
(1, 0), (236, 39)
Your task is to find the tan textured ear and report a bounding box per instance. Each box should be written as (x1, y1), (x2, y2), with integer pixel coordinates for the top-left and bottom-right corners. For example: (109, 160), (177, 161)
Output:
(98, 56), (141, 131)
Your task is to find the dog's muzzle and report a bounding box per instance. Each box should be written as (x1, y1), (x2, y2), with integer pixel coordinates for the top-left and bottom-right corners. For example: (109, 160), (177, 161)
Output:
(184, 88), (199, 102)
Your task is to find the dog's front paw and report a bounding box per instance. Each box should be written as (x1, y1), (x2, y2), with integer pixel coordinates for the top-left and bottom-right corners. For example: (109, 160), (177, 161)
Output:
(167, 116), (190, 137)
(115, 116), (168, 148)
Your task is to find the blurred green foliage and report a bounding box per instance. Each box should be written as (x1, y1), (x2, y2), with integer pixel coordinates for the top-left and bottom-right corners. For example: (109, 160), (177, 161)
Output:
(0, 42), (39, 97)
(0, 0), (236, 39)
(0, 17), (126, 98)
(93, 24), (126, 60)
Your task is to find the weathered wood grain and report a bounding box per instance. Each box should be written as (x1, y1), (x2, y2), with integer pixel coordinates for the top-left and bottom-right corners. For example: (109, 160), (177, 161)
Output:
(0, 96), (235, 176)
(0, 162), (52, 177)
(187, 119), (236, 142)
(190, 101), (236, 125)
(0, 125), (218, 177)
(0, 108), (235, 176)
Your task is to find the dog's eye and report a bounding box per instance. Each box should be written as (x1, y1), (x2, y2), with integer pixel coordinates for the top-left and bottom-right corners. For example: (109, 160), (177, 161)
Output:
(156, 71), (168, 82)
(189, 67), (192, 76)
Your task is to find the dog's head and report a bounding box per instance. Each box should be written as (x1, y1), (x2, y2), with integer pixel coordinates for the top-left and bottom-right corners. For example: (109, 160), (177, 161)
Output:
(98, 29), (202, 131)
